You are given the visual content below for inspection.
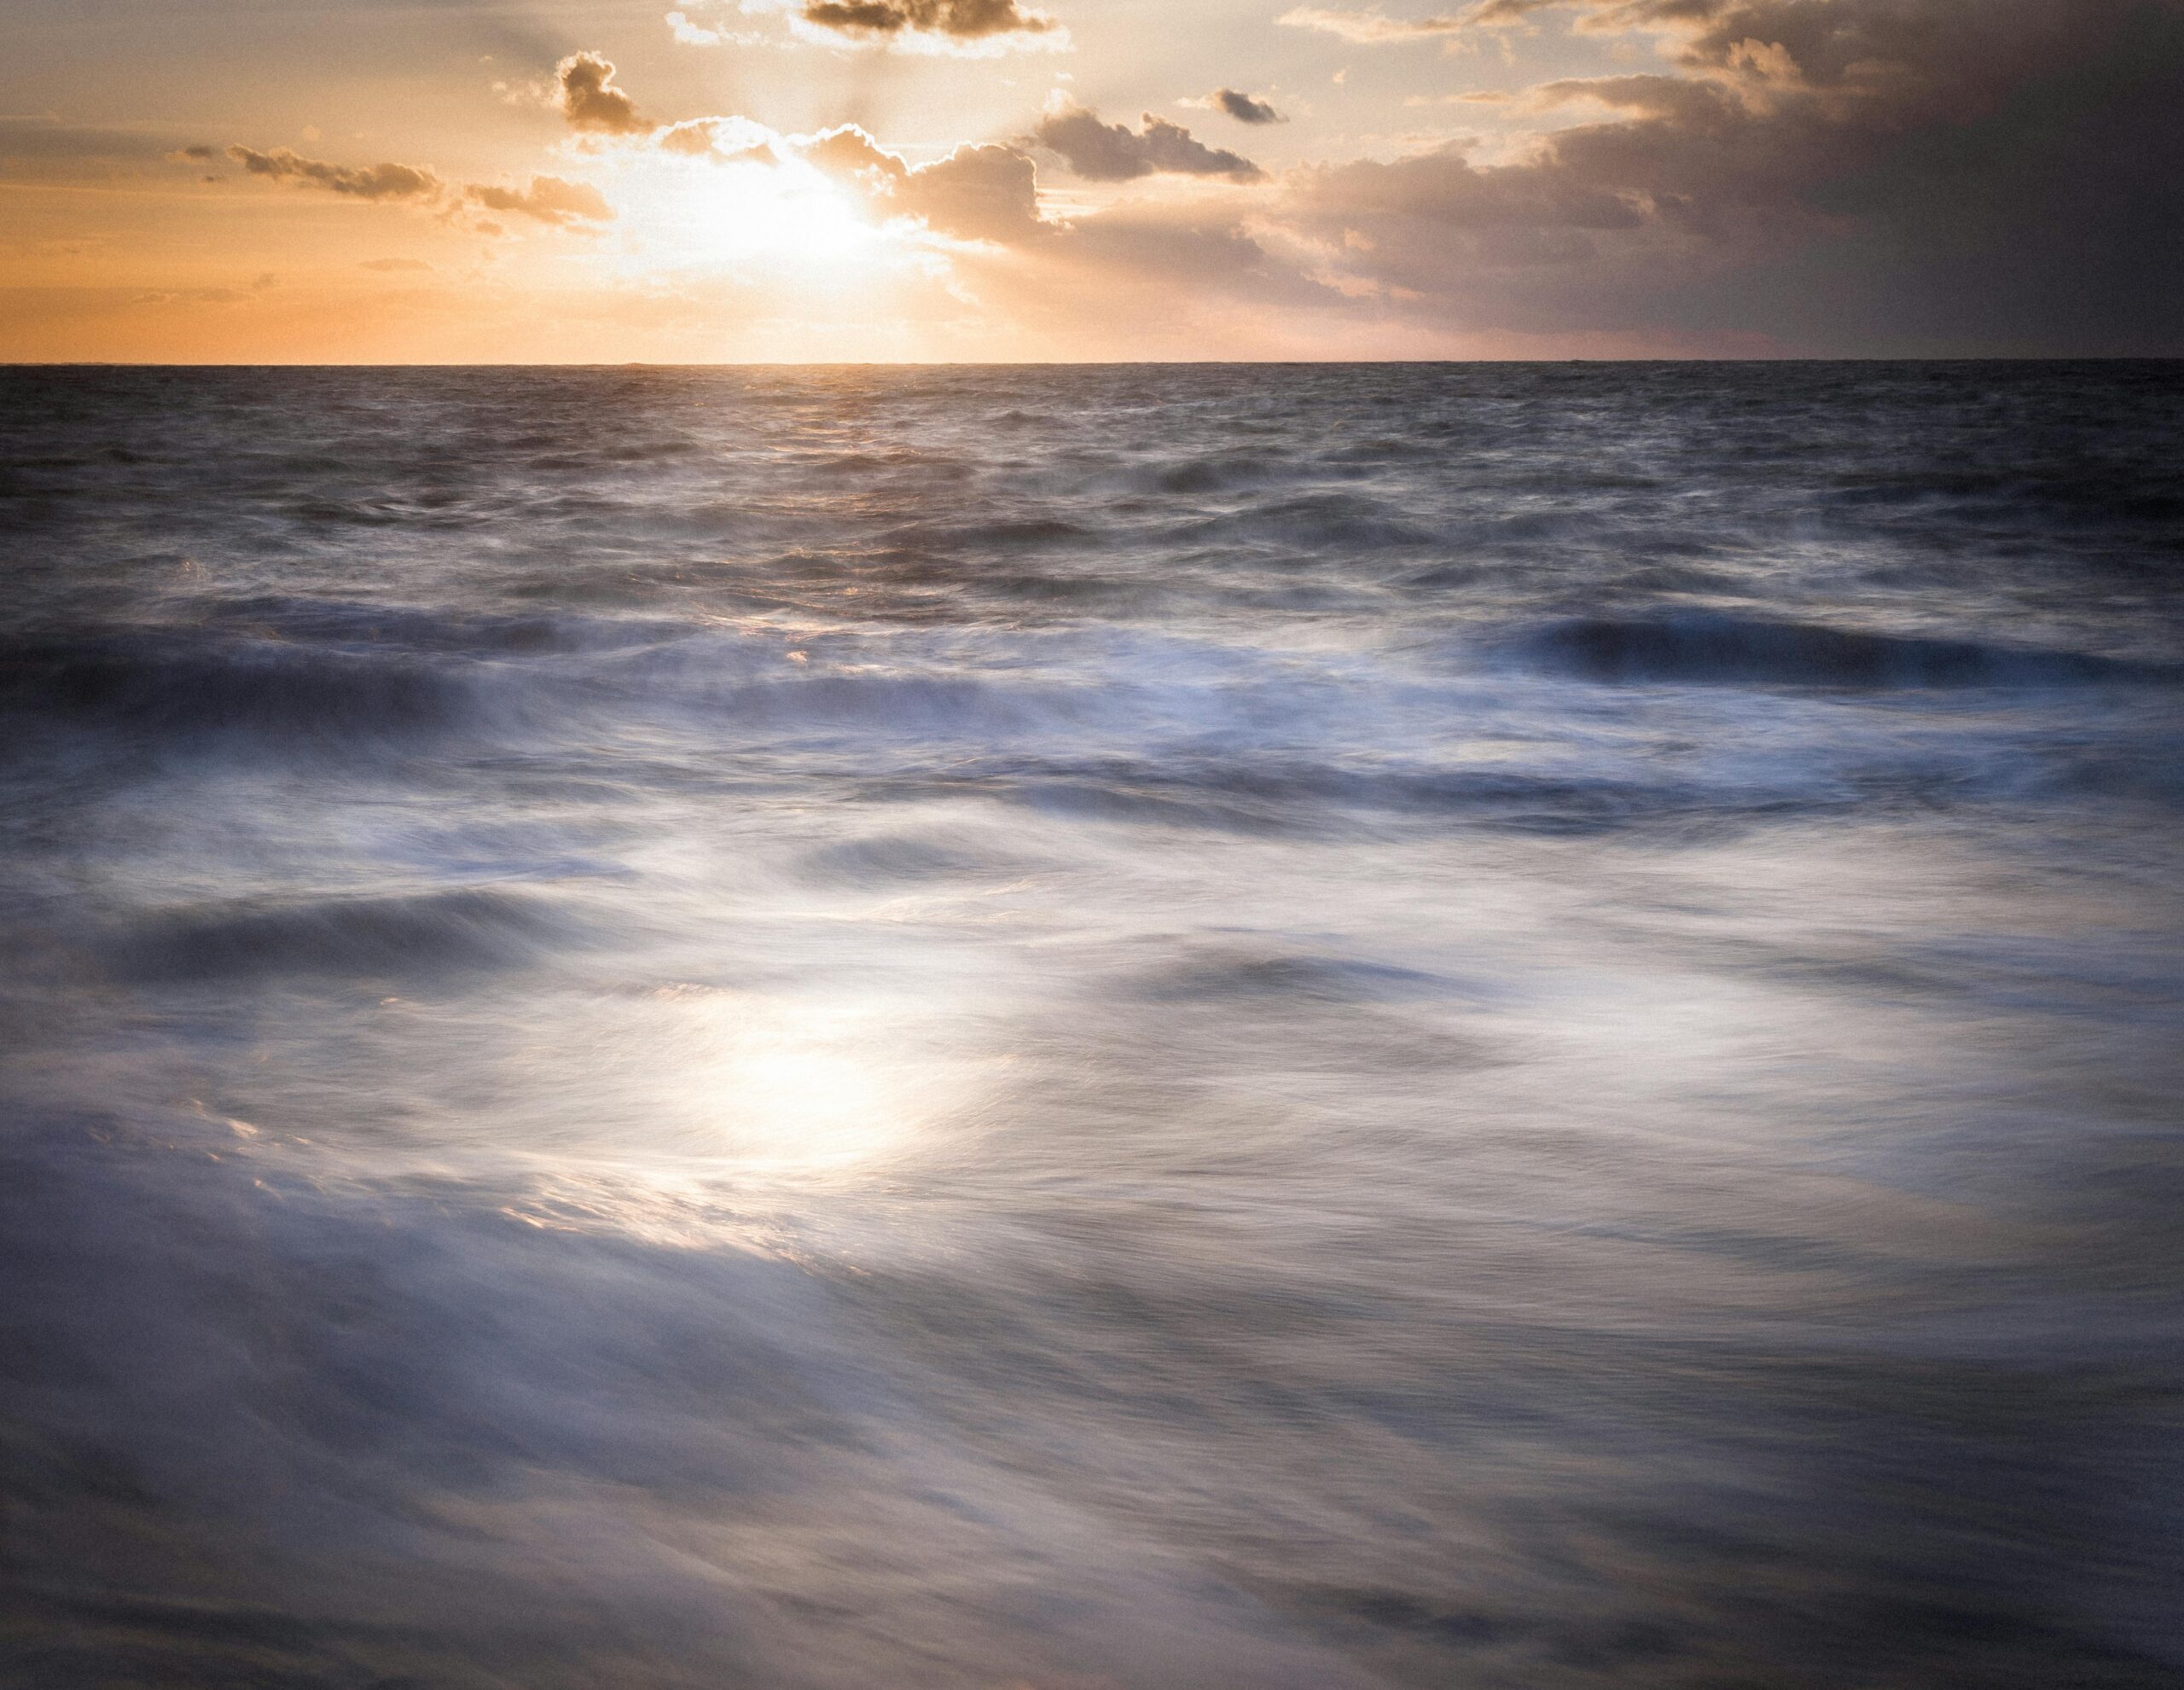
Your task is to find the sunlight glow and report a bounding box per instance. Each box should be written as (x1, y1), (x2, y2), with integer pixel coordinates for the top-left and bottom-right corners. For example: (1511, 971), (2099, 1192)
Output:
(651, 985), (979, 1180)
(605, 151), (885, 277)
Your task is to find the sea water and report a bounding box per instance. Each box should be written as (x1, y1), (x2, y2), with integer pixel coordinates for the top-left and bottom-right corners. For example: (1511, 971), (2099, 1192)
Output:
(1, 363), (2180, 1686)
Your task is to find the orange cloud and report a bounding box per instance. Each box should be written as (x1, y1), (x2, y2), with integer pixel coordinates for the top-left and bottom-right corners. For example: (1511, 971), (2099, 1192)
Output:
(555, 52), (652, 135)
(793, 125), (1047, 242)
(466, 177), (615, 225)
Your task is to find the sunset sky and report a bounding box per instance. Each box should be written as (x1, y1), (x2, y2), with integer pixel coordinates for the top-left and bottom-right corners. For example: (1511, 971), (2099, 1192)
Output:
(5, 0), (2181, 361)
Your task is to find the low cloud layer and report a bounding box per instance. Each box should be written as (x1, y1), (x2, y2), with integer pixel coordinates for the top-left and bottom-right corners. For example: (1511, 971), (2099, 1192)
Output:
(1031, 102), (1262, 181)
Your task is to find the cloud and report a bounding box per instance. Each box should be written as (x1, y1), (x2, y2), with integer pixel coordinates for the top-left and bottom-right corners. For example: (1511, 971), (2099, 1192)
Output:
(1030, 102), (1263, 181)
(666, 10), (727, 44)
(665, 9), (760, 44)
(896, 142), (1044, 241)
(789, 0), (1060, 49)
(359, 258), (434, 271)
(466, 175), (615, 224)
(555, 51), (653, 135)
(936, 193), (1353, 357)
(226, 142), (614, 235)
(1525, 72), (1745, 125)
(1275, 8), (1468, 44)
(224, 146), (444, 200)
(158, 0), (2184, 357)
(1281, 0), (2184, 353)
(1202, 89), (1286, 125)
(1449, 0), (1558, 21)
(1275, 0), (1678, 38)
(794, 122), (906, 185)
(658, 116), (781, 161)
(791, 124), (1046, 241)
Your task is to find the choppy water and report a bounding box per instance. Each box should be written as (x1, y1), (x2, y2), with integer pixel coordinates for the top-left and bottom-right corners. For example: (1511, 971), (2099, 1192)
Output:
(3, 363), (2181, 1687)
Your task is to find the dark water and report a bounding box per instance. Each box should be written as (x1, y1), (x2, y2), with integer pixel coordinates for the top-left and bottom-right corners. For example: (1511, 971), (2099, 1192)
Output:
(2, 363), (2181, 1688)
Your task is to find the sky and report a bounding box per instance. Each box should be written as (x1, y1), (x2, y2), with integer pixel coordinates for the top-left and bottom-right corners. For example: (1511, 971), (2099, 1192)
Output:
(3, 0), (2181, 361)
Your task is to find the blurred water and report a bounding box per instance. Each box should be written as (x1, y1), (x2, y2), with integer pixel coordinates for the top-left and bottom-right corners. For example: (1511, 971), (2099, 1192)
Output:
(1, 363), (2180, 1688)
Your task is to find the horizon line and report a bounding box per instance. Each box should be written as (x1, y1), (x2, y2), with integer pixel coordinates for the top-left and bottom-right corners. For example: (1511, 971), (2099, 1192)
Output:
(7, 354), (2182, 370)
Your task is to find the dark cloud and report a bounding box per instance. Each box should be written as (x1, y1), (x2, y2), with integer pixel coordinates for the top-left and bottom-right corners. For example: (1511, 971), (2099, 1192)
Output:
(1285, 0), (2184, 353)
(224, 146), (444, 200)
(795, 0), (1056, 44)
(555, 50), (652, 135)
(466, 175), (614, 224)
(1211, 89), (1286, 124)
(1547, 0), (1950, 91)
(1031, 102), (1263, 181)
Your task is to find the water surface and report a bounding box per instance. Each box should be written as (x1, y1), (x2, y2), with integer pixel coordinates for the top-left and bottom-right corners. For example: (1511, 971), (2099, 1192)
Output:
(3, 363), (2181, 1687)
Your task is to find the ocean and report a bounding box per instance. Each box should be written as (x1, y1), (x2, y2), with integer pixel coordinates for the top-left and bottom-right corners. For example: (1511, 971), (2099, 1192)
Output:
(1, 362), (2180, 1687)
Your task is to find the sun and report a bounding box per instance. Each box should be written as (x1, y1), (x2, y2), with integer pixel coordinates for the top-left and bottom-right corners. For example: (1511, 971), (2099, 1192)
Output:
(602, 148), (886, 277)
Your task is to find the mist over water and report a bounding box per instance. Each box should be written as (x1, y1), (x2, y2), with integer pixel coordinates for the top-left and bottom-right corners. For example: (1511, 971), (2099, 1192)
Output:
(2, 363), (2181, 1687)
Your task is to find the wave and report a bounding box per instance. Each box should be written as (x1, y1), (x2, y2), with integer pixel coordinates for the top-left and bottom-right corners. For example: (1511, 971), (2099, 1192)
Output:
(0, 633), (479, 743)
(107, 886), (567, 983)
(879, 517), (1095, 553)
(1231, 492), (1438, 552)
(1509, 612), (2175, 690)
(956, 755), (1792, 837)
(795, 829), (1034, 886)
(1127, 946), (1467, 1005)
